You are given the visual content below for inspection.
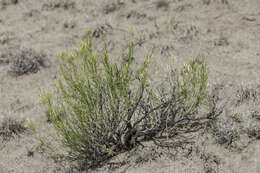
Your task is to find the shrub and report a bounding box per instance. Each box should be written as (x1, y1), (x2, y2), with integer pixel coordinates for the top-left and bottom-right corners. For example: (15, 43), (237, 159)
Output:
(247, 124), (260, 138)
(212, 118), (239, 145)
(0, 0), (18, 8)
(236, 85), (260, 105)
(0, 118), (26, 141)
(42, 0), (75, 10)
(8, 48), (47, 76)
(39, 31), (210, 168)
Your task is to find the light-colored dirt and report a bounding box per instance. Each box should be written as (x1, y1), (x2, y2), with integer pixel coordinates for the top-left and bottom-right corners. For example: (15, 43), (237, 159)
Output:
(0, 0), (260, 172)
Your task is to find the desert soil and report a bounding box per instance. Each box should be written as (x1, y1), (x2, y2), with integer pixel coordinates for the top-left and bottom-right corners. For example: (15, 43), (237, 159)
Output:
(0, 0), (260, 172)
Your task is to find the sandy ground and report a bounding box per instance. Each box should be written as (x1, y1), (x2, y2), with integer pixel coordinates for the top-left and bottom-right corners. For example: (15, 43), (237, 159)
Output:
(0, 0), (260, 172)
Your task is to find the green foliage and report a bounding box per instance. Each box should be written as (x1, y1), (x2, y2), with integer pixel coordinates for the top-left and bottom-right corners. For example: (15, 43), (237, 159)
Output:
(39, 31), (210, 168)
